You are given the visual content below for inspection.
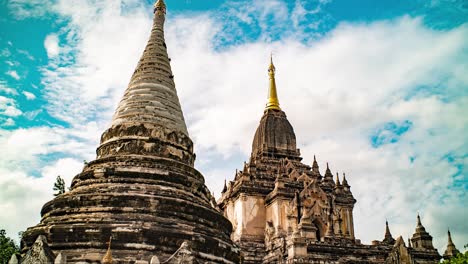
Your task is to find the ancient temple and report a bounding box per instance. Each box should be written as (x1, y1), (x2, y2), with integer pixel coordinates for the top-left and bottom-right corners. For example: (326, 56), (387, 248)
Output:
(14, 1), (459, 264)
(20, 1), (239, 263)
(218, 58), (444, 264)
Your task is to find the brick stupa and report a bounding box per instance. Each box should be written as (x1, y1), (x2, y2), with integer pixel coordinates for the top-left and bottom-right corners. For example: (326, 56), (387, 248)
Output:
(21, 1), (239, 263)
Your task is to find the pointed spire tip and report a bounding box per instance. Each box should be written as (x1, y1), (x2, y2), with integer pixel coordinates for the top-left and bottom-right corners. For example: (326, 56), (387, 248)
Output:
(265, 53), (281, 111)
(154, 0), (166, 14)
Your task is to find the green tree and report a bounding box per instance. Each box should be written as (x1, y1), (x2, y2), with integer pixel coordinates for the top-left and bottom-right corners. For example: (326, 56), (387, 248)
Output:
(442, 251), (468, 264)
(0, 229), (19, 264)
(53, 175), (66, 196)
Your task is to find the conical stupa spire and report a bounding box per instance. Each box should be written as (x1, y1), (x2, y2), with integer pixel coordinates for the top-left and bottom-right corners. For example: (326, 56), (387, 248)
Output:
(111, 0), (186, 134)
(222, 179), (227, 193)
(265, 54), (281, 111)
(312, 155), (318, 168)
(324, 163), (333, 179)
(383, 220), (395, 244)
(444, 229), (460, 259)
(415, 213), (427, 233)
(98, 0), (194, 165)
(448, 229), (454, 245)
(385, 220), (391, 236)
(311, 155), (321, 179)
(342, 172), (349, 187)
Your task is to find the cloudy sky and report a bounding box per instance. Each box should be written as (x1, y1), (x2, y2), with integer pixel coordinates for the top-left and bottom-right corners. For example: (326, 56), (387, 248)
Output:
(0, 0), (467, 254)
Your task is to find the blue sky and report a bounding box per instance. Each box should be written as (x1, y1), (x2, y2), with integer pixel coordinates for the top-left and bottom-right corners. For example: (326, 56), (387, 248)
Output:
(0, 0), (467, 254)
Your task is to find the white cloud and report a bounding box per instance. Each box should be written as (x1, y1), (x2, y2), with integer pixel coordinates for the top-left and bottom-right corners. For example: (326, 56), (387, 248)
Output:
(17, 49), (35, 61)
(2, 0), (467, 255)
(0, 83), (18, 95)
(0, 158), (84, 243)
(3, 118), (15, 127)
(5, 61), (18, 67)
(22, 91), (36, 100)
(38, 0), (152, 125)
(44, 34), (60, 58)
(0, 96), (22, 117)
(23, 109), (42, 120)
(0, 123), (100, 241)
(7, 0), (55, 19)
(0, 125), (98, 173)
(6, 70), (20, 80)
(1, 48), (12, 57)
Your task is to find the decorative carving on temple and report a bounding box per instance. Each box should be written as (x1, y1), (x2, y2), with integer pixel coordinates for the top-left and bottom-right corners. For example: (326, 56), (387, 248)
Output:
(296, 172), (312, 186)
(300, 180), (330, 226)
(218, 58), (443, 264)
(265, 221), (276, 250)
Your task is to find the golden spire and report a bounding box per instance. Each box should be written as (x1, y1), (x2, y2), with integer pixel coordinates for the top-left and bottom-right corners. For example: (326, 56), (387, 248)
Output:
(265, 54), (281, 111)
(102, 236), (113, 264)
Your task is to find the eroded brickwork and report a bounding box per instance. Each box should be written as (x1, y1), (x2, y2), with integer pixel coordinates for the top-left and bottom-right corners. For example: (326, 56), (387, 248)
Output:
(21, 1), (239, 263)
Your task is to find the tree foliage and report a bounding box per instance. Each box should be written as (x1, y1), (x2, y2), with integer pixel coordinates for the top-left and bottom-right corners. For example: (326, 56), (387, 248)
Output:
(0, 229), (19, 264)
(443, 251), (468, 264)
(53, 175), (66, 196)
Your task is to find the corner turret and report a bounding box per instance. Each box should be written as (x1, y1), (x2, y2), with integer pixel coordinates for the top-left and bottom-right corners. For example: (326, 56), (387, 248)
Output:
(311, 155), (322, 180)
(321, 163), (335, 192)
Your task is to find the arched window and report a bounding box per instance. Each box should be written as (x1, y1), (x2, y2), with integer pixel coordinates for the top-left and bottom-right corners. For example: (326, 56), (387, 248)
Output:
(313, 219), (324, 242)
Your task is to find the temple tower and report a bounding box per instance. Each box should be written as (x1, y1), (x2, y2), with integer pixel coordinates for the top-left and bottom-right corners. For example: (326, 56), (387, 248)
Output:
(382, 221), (396, 245)
(386, 215), (441, 263)
(443, 229), (460, 260)
(411, 214), (435, 250)
(408, 215), (441, 263)
(21, 1), (239, 263)
(219, 58), (357, 263)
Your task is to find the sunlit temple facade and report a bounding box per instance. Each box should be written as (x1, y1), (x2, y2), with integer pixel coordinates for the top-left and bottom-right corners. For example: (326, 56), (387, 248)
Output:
(217, 56), (451, 264)
(10, 1), (462, 264)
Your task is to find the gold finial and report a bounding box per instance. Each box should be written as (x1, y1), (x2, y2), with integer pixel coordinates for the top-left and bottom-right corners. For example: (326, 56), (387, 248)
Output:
(268, 52), (275, 72)
(154, 0), (166, 14)
(102, 236), (113, 264)
(265, 53), (281, 111)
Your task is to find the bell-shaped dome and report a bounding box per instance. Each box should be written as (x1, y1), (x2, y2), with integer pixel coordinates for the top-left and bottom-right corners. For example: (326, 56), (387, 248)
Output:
(252, 109), (300, 159)
(251, 56), (300, 160)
